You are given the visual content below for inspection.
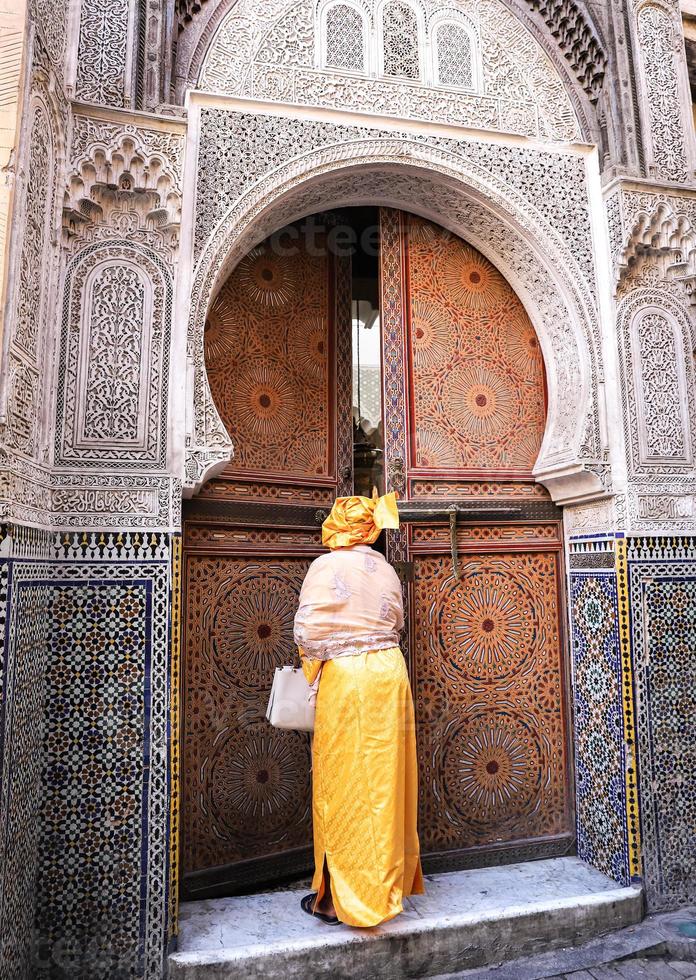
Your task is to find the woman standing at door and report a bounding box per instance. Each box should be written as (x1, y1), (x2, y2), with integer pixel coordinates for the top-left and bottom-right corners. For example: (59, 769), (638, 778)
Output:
(294, 490), (424, 927)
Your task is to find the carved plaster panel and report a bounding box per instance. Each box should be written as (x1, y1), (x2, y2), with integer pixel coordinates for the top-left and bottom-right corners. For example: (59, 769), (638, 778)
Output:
(617, 285), (696, 481)
(613, 253), (696, 533)
(612, 188), (696, 301)
(525, 0), (606, 105)
(3, 68), (64, 469)
(635, 3), (690, 183)
(185, 106), (607, 501)
(29, 0), (68, 71)
(197, 0), (581, 141)
(0, 451), (181, 530)
(54, 242), (171, 470)
(564, 497), (617, 537)
(5, 101), (53, 462)
(75, 0), (131, 106)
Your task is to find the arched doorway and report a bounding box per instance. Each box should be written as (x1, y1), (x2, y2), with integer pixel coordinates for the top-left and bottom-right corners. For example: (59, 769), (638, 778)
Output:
(181, 208), (573, 899)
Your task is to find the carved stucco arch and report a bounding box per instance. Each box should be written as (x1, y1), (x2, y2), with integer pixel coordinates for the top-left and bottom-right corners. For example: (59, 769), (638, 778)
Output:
(185, 140), (606, 505)
(172, 0), (598, 144)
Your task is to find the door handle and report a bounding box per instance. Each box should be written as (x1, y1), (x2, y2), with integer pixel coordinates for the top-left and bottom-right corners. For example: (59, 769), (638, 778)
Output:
(448, 504), (460, 578)
(396, 502), (523, 580)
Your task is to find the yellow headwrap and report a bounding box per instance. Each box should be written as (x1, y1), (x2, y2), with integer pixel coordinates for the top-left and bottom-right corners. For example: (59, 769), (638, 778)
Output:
(321, 489), (400, 550)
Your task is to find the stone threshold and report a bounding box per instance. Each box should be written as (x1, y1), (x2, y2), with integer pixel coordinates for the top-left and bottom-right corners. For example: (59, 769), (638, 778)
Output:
(168, 857), (643, 980)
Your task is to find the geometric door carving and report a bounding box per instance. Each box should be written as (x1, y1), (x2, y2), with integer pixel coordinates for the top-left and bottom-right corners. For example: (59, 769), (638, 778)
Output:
(412, 549), (571, 860)
(405, 215), (547, 475)
(182, 555), (313, 893)
(205, 240), (334, 478)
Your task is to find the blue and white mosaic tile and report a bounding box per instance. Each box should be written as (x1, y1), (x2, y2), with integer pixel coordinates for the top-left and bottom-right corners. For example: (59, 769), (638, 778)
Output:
(627, 538), (696, 911)
(569, 570), (630, 887)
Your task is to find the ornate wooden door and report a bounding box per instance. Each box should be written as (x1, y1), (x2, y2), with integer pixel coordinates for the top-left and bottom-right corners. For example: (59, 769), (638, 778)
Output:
(182, 210), (574, 899)
(379, 210), (574, 868)
(181, 230), (352, 898)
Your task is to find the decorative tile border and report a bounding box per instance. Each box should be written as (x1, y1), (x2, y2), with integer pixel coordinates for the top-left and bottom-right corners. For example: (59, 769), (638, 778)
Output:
(615, 537), (642, 882)
(168, 535), (182, 944)
(626, 539), (696, 911)
(0, 566), (52, 980)
(569, 568), (630, 886)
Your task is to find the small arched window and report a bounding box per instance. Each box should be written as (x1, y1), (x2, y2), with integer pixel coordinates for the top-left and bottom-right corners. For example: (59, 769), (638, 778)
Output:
(323, 2), (367, 73)
(434, 20), (476, 90)
(381, 1), (421, 80)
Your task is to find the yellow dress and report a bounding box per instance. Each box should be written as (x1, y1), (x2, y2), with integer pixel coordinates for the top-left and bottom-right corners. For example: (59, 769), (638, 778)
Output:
(294, 544), (424, 927)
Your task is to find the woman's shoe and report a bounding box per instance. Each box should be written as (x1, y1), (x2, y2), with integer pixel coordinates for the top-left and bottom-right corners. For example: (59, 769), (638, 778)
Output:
(301, 892), (340, 925)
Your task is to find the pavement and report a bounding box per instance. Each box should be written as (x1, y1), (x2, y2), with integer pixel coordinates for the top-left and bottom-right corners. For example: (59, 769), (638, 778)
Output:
(431, 908), (696, 980)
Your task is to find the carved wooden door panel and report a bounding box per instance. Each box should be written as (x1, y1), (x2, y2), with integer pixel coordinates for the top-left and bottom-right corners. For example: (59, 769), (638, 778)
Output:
(380, 210), (574, 868)
(182, 228), (352, 898)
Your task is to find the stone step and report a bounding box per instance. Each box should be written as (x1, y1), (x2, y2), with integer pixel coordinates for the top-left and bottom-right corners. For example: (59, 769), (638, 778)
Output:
(168, 857), (643, 980)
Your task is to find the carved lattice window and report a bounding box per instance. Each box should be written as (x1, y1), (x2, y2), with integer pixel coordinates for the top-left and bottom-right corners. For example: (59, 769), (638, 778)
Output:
(325, 3), (366, 72)
(381, 1), (420, 80)
(435, 21), (474, 90)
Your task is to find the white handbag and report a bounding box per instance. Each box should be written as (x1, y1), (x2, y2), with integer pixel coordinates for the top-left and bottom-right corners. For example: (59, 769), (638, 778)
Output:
(266, 665), (315, 732)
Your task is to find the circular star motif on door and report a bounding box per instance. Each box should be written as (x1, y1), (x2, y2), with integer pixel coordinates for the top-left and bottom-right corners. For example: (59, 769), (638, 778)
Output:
(203, 303), (236, 366)
(444, 364), (516, 442)
(232, 364), (298, 442)
(441, 567), (537, 682)
(288, 434), (328, 476)
(416, 427), (461, 468)
(288, 315), (328, 381)
(438, 246), (508, 311)
(209, 726), (311, 841)
(502, 309), (544, 376)
(211, 571), (301, 689)
(237, 247), (298, 309)
(411, 301), (454, 370)
(443, 714), (543, 831)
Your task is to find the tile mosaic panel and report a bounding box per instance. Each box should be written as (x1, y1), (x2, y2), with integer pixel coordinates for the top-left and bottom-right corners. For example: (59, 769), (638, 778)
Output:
(569, 572), (630, 887)
(37, 579), (153, 977)
(0, 530), (172, 980)
(0, 569), (52, 980)
(33, 551), (171, 979)
(627, 544), (696, 911)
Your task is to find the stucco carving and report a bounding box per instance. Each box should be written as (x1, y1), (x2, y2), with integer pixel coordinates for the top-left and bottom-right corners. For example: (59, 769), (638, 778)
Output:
(613, 189), (696, 302)
(55, 241), (171, 470)
(636, 3), (690, 183)
(617, 286), (696, 479)
(564, 497), (616, 536)
(525, 0), (606, 104)
(75, 0), (131, 106)
(196, 0), (581, 141)
(29, 0), (68, 72)
(615, 260), (696, 533)
(185, 105), (607, 502)
(63, 118), (184, 260)
(3, 66), (64, 472)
